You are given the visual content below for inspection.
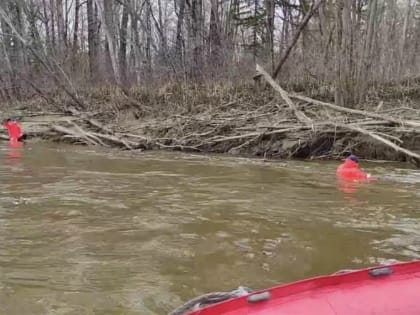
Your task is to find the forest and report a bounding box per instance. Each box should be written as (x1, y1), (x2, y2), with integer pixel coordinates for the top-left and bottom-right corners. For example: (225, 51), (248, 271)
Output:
(1, 0), (420, 164)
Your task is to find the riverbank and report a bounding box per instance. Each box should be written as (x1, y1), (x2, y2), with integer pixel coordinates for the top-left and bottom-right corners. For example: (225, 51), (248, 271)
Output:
(2, 77), (420, 167)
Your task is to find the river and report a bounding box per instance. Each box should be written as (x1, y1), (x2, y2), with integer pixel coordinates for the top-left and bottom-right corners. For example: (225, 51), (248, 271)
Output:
(0, 142), (419, 314)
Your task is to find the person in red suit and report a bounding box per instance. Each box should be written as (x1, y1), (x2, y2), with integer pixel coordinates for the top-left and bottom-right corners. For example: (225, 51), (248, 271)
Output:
(2, 118), (26, 144)
(336, 154), (375, 181)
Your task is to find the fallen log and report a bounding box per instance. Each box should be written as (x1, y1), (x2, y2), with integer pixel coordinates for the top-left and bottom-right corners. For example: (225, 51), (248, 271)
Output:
(290, 93), (420, 129)
(256, 64), (420, 165)
(336, 123), (420, 165)
(52, 123), (136, 150)
(66, 107), (113, 134)
(69, 121), (107, 146)
(51, 108), (136, 149)
(52, 125), (99, 146)
(256, 64), (312, 124)
(89, 131), (136, 150)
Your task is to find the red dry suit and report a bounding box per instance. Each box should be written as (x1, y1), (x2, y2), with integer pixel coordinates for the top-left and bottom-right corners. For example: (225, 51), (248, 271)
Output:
(2, 120), (24, 143)
(336, 158), (370, 181)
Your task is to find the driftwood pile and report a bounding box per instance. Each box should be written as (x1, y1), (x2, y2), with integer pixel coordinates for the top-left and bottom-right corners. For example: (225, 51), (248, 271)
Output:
(3, 65), (420, 166)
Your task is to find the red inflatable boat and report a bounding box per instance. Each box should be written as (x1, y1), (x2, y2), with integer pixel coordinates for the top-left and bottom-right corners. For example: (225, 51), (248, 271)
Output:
(178, 260), (420, 315)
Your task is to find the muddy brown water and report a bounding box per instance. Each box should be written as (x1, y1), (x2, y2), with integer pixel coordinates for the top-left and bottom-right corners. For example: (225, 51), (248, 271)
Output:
(0, 142), (419, 314)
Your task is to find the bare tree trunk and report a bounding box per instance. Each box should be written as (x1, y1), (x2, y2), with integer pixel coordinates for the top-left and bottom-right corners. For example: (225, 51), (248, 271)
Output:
(87, 0), (99, 80)
(209, 0), (222, 68)
(50, 0), (56, 48)
(71, 0), (80, 71)
(56, 0), (65, 49)
(27, 0), (43, 74)
(42, 0), (51, 48)
(335, 0), (355, 107)
(410, 0), (420, 73)
(356, 0), (378, 104)
(145, 1), (152, 77)
(280, 5), (289, 54)
(225, 0), (240, 63)
(157, 0), (167, 56)
(73, 0), (80, 51)
(318, 0), (334, 75)
(190, 0), (203, 79)
(119, 0), (129, 83)
(175, 0), (186, 67)
(335, 0), (344, 107)
(0, 35), (14, 101)
(129, 1), (141, 83)
(1, 0), (26, 98)
(102, 0), (117, 81)
(265, 0), (275, 72)
(225, 0), (239, 41)
(96, 0), (121, 84)
(379, 0), (398, 80)
(64, 0), (69, 45)
(252, 0), (258, 63)
(300, 0), (310, 81)
(398, 0), (413, 78)
(12, 0), (26, 67)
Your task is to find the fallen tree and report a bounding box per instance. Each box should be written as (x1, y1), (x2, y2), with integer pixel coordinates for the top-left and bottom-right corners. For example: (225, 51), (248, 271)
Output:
(1, 77), (419, 167)
(255, 64), (420, 166)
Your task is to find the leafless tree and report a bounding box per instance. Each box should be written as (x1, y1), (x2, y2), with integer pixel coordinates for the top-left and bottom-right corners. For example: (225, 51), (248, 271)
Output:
(0, 0), (419, 107)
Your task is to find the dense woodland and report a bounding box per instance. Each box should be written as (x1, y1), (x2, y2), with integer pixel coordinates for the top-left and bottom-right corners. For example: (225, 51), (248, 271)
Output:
(0, 0), (419, 108)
